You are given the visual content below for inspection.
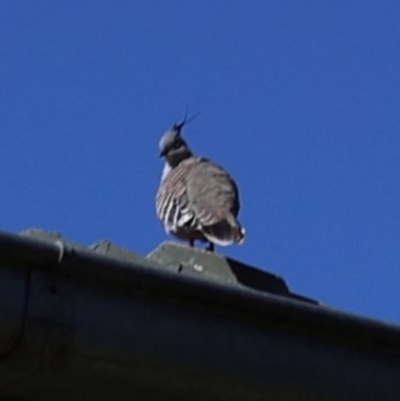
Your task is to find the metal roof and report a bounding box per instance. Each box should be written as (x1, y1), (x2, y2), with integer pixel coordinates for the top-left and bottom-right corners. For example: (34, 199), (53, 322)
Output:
(1, 228), (400, 400)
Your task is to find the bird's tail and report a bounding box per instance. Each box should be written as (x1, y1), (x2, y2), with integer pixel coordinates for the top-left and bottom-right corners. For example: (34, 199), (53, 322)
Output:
(202, 214), (245, 246)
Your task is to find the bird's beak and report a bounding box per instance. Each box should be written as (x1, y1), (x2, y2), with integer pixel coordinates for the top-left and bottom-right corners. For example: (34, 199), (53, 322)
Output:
(159, 149), (167, 157)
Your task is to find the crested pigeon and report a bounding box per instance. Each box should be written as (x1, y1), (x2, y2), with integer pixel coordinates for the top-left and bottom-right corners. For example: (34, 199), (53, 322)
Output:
(155, 115), (245, 252)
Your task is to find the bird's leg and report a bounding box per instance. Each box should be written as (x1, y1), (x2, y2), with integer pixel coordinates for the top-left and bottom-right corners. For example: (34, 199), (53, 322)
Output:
(206, 242), (214, 252)
(189, 240), (194, 248)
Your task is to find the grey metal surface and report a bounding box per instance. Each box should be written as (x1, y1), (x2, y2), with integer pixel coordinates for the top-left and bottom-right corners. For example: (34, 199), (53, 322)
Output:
(1, 229), (400, 401)
(147, 242), (305, 299)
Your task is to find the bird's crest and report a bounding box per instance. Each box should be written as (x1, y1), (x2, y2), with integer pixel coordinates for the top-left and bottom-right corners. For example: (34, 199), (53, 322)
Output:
(173, 109), (201, 134)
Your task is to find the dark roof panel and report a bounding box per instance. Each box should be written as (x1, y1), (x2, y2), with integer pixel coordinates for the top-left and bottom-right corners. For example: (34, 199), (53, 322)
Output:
(1, 228), (400, 401)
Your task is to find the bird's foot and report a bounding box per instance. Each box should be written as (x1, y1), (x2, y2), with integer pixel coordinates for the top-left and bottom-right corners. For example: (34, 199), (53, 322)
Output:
(206, 242), (214, 252)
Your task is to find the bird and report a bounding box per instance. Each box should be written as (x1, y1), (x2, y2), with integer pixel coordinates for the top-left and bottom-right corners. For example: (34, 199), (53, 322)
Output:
(155, 113), (245, 252)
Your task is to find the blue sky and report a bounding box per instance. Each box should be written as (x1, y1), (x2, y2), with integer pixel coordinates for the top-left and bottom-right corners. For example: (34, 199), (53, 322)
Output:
(1, 2), (399, 324)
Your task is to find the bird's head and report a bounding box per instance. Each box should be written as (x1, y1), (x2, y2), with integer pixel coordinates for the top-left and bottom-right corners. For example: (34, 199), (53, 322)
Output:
(159, 112), (199, 167)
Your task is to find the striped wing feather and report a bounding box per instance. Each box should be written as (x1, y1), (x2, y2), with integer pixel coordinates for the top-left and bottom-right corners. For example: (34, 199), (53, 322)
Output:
(156, 159), (198, 239)
(186, 158), (242, 245)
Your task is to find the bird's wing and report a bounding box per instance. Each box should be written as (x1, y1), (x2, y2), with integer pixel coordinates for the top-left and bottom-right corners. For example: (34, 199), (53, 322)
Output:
(156, 160), (197, 233)
(185, 158), (243, 245)
(187, 158), (240, 222)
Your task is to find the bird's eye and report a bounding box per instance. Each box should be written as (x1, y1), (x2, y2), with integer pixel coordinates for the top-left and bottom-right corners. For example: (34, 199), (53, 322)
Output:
(173, 140), (182, 149)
